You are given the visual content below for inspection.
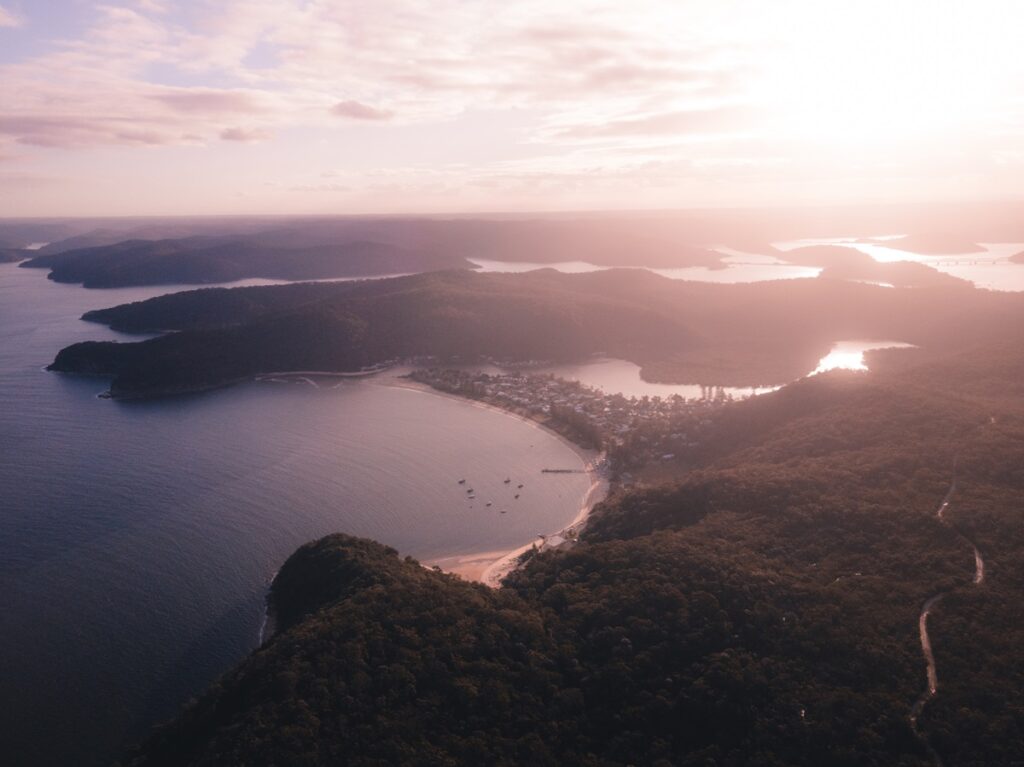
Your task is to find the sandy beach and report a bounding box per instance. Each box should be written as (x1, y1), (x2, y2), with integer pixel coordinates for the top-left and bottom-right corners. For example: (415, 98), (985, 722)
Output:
(380, 376), (610, 587)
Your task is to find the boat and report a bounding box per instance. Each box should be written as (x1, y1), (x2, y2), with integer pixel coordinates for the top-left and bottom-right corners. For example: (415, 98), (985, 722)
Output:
(503, 478), (511, 484)
(486, 502), (492, 507)
(458, 479), (466, 484)
(517, 484), (523, 488)
(514, 494), (520, 499)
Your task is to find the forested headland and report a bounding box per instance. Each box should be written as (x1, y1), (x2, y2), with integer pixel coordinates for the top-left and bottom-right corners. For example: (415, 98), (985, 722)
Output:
(119, 335), (1024, 766)
(49, 268), (1018, 399)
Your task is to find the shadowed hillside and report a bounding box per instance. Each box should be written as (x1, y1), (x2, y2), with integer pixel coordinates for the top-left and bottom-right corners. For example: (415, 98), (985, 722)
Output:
(20, 236), (472, 287)
(49, 268), (1024, 399)
(119, 340), (1024, 767)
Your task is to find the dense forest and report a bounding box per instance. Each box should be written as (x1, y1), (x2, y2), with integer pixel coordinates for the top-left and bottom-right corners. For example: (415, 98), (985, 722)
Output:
(119, 336), (1024, 766)
(19, 236), (473, 288)
(15, 216), (737, 288)
(0, 247), (30, 263)
(49, 268), (1024, 398)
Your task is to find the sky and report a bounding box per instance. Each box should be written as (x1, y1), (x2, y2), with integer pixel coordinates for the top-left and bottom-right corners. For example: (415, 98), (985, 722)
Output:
(2, 0), (1024, 217)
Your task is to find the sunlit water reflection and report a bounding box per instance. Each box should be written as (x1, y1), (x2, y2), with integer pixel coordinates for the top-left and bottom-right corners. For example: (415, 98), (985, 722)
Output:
(810, 340), (915, 375)
(491, 344), (912, 404)
(775, 238), (1024, 291)
(470, 256), (821, 283)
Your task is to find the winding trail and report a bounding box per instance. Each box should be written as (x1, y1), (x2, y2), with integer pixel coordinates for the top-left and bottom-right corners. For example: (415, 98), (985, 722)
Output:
(909, 471), (986, 765)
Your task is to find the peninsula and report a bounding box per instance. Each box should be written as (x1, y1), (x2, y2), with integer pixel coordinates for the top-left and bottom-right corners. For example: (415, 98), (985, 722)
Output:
(47, 268), (1018, 400)
(121, 335), (1024, 767)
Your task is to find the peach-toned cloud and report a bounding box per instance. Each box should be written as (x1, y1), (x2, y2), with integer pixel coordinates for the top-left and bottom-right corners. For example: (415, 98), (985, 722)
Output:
(134, 0), (168, 13)
(152, 90), (264, 115)
(220, 126), (273, 142)
(0, 116), (112, 148)
(332, 100), (394, 121)
(553, 106), (760, 139)
(0, 5), (21, 28)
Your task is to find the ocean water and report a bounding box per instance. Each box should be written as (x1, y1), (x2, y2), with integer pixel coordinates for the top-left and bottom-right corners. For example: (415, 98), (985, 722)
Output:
(0, 264), (592, 766)
(810, 340), (915, 375)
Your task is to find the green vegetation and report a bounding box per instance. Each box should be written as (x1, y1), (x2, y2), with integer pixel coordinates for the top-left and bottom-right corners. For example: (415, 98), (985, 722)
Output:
(21, 236), (472, 288)
(0, 248), (31, 263)
(18, 216), (736, 288)
(120, 336), (1024, 766)
(51, 268), (1024, 398)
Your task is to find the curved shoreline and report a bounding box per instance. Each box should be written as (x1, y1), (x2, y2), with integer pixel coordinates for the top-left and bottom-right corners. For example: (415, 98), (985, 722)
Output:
(380, 377), (609, 586)
(479, 471), (607, 588)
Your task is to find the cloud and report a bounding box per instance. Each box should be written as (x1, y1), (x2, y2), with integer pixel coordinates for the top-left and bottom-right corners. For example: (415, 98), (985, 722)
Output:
(220, 126), (273, 142)
(553, 106), (761, 139)
(0, 116), (110, 148)
(134, 0), (169, 13)
(331, 100), (394, 121)
(290, 182), (351, 192)
(151, 89), (263, 115)
(0, 5), (21, 28)
(0, 171), (61, 188)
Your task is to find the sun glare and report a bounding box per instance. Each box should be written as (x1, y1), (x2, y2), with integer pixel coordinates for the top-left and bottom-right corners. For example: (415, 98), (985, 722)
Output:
(752, 1), (1022, 152)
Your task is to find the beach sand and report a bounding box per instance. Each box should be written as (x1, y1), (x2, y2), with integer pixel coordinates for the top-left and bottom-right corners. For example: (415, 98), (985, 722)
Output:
(380, 377), (610, 587)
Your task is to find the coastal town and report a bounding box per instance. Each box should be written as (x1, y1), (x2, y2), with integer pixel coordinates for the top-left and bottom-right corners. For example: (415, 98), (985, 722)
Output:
(406, 367), (729, 480)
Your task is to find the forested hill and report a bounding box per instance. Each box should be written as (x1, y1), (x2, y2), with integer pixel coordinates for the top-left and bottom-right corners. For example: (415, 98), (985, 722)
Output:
(0, 247), (31, 263)
(120, 341), (1024, 766)
(15, 216), (737, 288)
(50, 268), (1019, 399)
(19, 236), (472, 288)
